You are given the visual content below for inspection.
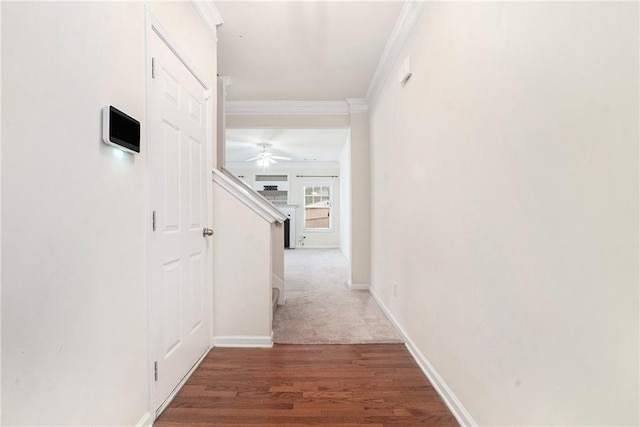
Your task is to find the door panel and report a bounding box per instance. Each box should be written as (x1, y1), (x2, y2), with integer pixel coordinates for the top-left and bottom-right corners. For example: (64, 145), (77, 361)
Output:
(188, 253), (204, 332)
(189, 136), (204, 229)
(148, 28), (211, 413)
(162, 121), (181, 232)
(164, 260), (182, 356)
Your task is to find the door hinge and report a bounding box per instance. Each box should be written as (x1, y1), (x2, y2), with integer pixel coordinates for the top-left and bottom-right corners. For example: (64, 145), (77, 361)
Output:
(152, 211), (156, 231)
(154, 361), (158, 381)
(151, 57), (156, 79)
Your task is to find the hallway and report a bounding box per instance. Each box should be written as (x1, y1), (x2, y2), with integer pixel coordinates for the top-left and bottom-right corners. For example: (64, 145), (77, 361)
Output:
(154, 344), (458, 426)
(273, 249), (402, 344)
(154, 251), (443, 425)
(2, 1), (637, 425)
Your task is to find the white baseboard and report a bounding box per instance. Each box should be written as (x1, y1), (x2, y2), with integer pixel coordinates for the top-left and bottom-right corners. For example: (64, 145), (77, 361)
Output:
(368, 288), (477, 427)
(349, 283), (370, 291)
(135, 412), (151, 427)
(213, 334), (273, 348)
(297, 245), (339, 249)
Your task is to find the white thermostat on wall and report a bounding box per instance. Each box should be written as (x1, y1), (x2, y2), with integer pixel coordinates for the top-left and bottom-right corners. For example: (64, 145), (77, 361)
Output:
(102, 105), (141, 153)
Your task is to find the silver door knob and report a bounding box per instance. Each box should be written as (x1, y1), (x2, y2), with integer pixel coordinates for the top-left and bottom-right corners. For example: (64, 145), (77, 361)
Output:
(202, 228), (214, 237)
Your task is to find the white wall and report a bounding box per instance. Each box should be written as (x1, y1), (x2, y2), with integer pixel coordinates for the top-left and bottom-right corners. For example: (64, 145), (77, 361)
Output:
(271, 222), (285, 282)
(370, 2), (638, 425)
(228, 165), (341, 248)
(339, 138), (351, 263)
(1, 2), (216, 425)
(217, 77), (227, 169)
(212, 184), (272, 340)
(0, 2), (3, 421)
(349, 112), (371, 287)
(272, 221), (285, 305)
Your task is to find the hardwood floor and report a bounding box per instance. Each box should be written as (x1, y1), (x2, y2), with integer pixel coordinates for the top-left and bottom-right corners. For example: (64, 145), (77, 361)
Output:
(155, 344), (458, 426)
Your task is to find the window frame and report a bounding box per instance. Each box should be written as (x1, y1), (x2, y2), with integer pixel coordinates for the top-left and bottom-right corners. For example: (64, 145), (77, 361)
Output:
(302, 182), (333, 232)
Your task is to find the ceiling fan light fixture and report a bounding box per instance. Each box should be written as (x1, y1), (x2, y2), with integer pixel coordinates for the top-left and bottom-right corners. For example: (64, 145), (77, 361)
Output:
(245, 143), (291, 166)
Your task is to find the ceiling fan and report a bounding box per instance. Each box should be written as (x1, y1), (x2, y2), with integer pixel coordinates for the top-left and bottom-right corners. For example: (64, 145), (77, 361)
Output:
(245, 143), (291, 167)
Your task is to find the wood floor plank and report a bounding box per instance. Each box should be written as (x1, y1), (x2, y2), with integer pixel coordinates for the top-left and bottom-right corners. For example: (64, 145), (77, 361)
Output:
(154, 344), (458, 426)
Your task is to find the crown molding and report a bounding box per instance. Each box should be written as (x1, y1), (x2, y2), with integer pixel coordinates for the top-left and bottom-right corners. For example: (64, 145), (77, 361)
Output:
(346, 98), (369, 114)
(365, 1), (426, 107)
(226, 100), (350, 116)
(191, 0), (224, 41)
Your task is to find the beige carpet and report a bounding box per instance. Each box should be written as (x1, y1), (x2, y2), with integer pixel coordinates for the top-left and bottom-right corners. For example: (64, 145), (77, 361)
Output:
(273, 248), (403, 344)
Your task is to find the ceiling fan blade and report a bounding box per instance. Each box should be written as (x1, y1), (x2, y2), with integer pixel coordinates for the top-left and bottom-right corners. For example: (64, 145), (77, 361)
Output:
(270, 156), (291, 160)
(266, 157), (277, 164)
(245, 156), (262, 162)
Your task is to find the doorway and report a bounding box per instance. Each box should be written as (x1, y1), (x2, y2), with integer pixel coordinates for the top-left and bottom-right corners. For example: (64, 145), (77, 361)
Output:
(147, 17), (213, 416)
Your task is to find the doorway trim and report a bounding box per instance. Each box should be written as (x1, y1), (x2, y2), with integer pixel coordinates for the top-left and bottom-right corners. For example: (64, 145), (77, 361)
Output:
(144, 7), (215, 422)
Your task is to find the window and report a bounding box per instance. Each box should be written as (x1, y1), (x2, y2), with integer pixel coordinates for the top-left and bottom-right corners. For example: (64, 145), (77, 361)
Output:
(304, 184), (332, 230)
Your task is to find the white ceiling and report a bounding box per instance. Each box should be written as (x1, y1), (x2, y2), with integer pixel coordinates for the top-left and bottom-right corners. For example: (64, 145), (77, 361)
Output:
(226, 128), (350, 164)
(215, 1), (404, 101)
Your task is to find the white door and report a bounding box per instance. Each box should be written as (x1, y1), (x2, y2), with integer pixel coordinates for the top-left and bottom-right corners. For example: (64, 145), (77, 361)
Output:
(148, 28), (211, 413)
